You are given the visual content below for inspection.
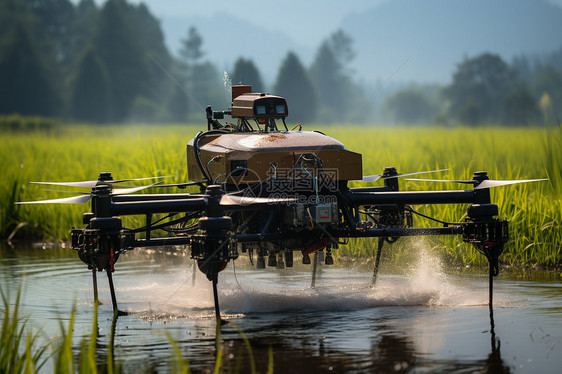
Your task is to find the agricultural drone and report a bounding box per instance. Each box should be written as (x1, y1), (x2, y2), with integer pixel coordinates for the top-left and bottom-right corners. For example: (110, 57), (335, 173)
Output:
(18, 85), (545, 322)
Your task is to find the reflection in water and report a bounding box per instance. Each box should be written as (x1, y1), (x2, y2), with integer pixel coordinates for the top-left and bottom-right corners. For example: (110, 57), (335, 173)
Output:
(2, 245), (562, 373)
(369, 333), (416, 373)
(485, 308), (511, 374)
(87, 310), (512, 374)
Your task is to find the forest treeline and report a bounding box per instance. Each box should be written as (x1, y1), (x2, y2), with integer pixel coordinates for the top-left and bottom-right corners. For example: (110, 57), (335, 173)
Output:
(1, 0), (561, 126)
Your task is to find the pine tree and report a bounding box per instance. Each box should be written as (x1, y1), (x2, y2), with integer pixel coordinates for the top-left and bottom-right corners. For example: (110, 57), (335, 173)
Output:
(309, 30), (356, 123)
(274, 52), (317, 122)
(231, 57), (265, 92)
(179, 26), (204, 68)
(168, 84), (188, 123)
(70, 47), (110, 123)
(177, 26), (224, 117)
(93, 0), (149, 122)
(0, 22), (61, 116)
(26, 0), (76, 75)
(445, 53), (516, 124)
(70, 0), (99, 69)
(126, 2), (172, 103)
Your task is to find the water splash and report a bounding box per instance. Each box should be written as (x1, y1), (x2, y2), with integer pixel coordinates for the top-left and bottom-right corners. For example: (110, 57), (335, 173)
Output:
(223, 71), (232, 98)
(110, 242), (501, 321)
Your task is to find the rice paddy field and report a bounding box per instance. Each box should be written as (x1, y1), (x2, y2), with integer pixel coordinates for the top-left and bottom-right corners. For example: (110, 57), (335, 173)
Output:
(1, 123), (562, 373)
(1, 123), (561, 268)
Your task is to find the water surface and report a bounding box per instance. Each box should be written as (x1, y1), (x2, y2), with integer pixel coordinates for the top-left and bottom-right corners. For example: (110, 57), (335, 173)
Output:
(1, 244), (561, 373)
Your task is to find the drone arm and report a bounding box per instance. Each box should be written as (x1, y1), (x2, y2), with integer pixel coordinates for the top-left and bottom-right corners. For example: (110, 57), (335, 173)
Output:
(331, 226), (464, 238)
(125, 236), (192, 248)
(346, 189), (484, 206)
(349, 186), (393, 193)
(110, 198), (206, 216)
(112, 193), (202, 201)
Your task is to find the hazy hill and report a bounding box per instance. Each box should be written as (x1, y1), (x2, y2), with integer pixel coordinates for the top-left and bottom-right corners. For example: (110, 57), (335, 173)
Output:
(159, 0), (562, 85)
(160, 12), (310, 86)
(341, 0), (562, 83)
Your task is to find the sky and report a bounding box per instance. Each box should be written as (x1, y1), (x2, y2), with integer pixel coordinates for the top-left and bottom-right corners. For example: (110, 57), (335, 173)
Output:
(97, 0), (385, 47)
(81, 0), (562, 85)
(82, 0), (562, 47)
(101, 0), (562, 47)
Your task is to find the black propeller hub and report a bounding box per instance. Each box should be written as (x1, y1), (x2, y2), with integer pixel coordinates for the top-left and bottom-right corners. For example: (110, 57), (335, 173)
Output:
(98, 172), (114, 183)
(204, 185), (225, 217)
(472, 171), (490, 184)
(382, 166), (398, 177)
(383, 167), (399, 191)
(92, 185), (112, 218)
(472, 171), (492, 203)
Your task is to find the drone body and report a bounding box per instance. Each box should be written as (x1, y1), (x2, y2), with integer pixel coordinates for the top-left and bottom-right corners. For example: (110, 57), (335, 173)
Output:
(20, 85), (545, 322)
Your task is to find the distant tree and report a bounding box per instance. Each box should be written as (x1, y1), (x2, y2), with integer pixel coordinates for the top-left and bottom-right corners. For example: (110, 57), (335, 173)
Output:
(69, 47), (110, 122)
(168, 84), (188, 122)
(70, 0), (99, 62)
(273, 51), (317, 122)
(231, 57), (265, 92)
(177, 26), (225, 116)
(445, 53), (516, 124)
(309, 30), (358, 123)
(500, 84), (540, 125)
(0, 0), (29, 46)
(458, 97), (482, 125)
(178, 26), (204, 96)
(192, 61), (225, 114)
(129, 95), (168, 123)
(384, 89), (436, 124)
(531, 64), (562, 113)
(0, 0), (174, 122)
(511, 55), (534, 82)
(327, 29), (356, 65)
(543, 46), (562, 73)
(179, 26), (204, 68)
(126, 2), (172, 101)
(26, 0), (76, 75)
(0, 23), (61, 116)
(93, 0), (150, 122)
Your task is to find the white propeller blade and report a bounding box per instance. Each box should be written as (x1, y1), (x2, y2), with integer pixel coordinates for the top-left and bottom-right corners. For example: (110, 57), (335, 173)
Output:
(357, 169), (448, 183)
(392, 169), (449, 179)
(406, 178), (473, 184)
(30, 175), (173, 188)
(112, 183), (161, 195)
(475, 179), (548, 189)
(17, 182), (161, 204)
(359, 175), (382, 182)
(16, 195), (92, 205)
(406, 178), (548, 189)
(31, 180), (100, 188)
(220, 194), (296, 206)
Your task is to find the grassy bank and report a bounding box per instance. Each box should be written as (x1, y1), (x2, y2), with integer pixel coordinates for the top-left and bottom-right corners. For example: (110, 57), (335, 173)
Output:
(1, 124), (560, 267)
(1, 285), (271, 373)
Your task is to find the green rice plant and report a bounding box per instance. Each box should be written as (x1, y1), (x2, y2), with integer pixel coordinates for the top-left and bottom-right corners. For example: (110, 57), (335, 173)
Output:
(214, 321), (274, 374)
(2, 283), (272, 373)
(77, 302), (99, 374)
(0, 114), (59, 133)
(214, 323), (223, 374)
(539, 95), (562, 196)
(54, 304), (76, 374)
(1, 124), (560, 267)
(0, 286), (49, 373)
(333, 125), (561, 268)
(165, 321), (274, 374)
(166, 331), (191, 374)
